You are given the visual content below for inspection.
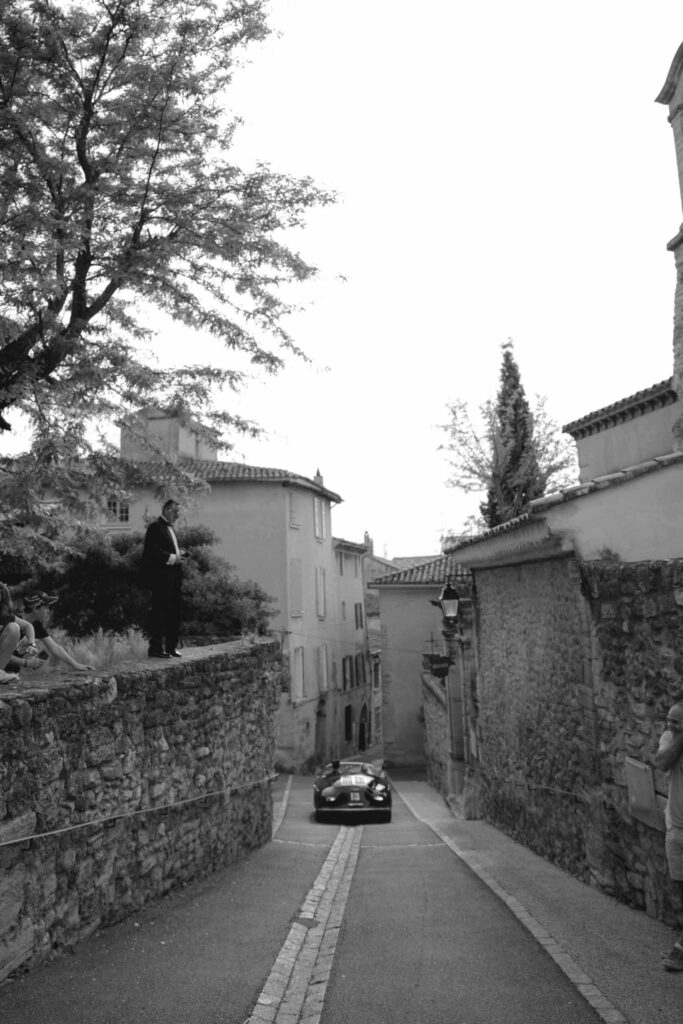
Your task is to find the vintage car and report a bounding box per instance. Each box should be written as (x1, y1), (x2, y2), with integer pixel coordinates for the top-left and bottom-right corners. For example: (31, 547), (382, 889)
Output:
(313, 760), (392, 822)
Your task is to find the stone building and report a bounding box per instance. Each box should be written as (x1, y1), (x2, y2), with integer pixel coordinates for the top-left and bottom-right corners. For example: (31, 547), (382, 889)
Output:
(371, 554), (471, 771)
(106, 409), (373, 770)
(437, 45), (683, 924)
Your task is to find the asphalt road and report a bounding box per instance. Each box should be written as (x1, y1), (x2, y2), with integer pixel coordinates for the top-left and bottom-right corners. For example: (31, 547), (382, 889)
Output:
(0, 776), (601, 1024)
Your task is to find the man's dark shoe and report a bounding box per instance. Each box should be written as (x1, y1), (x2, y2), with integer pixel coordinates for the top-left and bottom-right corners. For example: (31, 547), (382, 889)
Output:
(167, 649), (182, 658)
(662, 944), (683, 971)
(148, 649), (170, 659)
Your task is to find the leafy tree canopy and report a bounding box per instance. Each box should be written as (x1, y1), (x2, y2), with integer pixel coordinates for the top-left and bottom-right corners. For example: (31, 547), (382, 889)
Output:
(441, 340), (578, 531)
(0, 0), (333, 545)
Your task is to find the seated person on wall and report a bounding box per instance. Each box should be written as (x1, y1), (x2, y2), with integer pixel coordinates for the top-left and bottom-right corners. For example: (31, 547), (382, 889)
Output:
(0, 582), (36, 684)
(7, 592), (95, 675)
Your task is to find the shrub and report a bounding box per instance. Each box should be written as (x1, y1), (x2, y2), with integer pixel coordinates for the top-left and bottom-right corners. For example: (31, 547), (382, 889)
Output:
(24, 525), (275, 639)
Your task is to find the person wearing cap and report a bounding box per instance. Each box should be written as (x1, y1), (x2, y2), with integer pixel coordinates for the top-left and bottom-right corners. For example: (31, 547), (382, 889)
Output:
(10, 592), (95, 674)
(0, 582), (36, 684)
(141, 499), (185, 659)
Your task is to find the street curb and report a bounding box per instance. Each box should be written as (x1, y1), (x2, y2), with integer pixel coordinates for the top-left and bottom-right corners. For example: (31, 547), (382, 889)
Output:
(272, 775), (292, 837)
(393, 783), (630, 1024)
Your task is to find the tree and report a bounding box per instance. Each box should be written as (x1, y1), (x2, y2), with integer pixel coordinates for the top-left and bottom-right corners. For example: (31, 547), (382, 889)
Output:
(0, 0), (333, 540)
(441, 341), (578, 530)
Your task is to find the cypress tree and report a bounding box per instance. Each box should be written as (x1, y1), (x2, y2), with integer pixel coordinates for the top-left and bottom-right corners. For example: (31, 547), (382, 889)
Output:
(480, 341), (545, 527)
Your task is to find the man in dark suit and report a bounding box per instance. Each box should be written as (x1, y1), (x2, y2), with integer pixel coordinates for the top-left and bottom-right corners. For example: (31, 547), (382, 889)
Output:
(142, 499), (184, 658)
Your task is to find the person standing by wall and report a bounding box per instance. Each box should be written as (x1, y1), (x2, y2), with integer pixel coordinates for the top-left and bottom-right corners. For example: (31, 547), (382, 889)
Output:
(654, 698), (683, 971)
(142, 499), (184, 659)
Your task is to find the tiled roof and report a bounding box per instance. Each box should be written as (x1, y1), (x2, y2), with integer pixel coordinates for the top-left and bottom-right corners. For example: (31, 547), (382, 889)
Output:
(332, 536), (368, 552)
(143, 457), (342, 503)
(371, 552), (471, 587)
(390, 555), (440, 569)
(442, 514), (536, 553)
(562, 378), (676, 439)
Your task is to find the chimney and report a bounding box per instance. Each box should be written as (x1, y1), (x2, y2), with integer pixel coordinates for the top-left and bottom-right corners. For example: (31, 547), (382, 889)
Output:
(656, 43), (683, 448)
(363, 531), (374, 554)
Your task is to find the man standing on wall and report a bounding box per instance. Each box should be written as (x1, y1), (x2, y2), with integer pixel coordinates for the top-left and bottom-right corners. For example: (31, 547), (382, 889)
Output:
(654, 698), (683, 971)
(142, 499), (184, 659)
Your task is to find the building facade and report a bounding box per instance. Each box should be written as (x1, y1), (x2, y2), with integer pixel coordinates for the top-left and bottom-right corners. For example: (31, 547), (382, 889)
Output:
(106, 411), (373, 769)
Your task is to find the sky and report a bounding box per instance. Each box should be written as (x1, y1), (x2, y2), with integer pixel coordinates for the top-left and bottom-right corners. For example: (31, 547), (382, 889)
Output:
(6, 1), (683, 558)
(212, 0), (683, 557)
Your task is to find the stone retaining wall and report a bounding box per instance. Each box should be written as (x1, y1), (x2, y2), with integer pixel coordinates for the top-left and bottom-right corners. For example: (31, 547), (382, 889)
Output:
(468, 556), (683, 926)
(421, 675), (449, 797)
(0, 642), (282, 980)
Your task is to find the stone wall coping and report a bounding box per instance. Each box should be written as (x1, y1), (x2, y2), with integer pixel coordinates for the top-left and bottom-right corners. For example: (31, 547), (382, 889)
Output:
(422, 674), (447, 707)
(0, 639), (278, 705)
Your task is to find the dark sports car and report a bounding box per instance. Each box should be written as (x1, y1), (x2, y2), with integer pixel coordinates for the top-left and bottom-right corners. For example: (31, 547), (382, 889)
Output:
(313, 760), (392, 822)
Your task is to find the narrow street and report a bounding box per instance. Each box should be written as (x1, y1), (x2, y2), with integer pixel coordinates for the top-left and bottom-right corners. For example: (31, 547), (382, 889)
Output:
(0, 774), (608, 1024)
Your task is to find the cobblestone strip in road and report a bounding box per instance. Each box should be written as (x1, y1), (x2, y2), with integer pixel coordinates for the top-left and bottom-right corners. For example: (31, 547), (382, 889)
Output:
(243, 825), (363, 1024)
(396, 787), (628, 1024)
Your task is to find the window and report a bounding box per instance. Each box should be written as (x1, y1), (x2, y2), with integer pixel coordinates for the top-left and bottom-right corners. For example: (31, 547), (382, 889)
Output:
(336, 550), (344, 575)
(344, 705), (353, 742)
(289, 491), (302, 528)
(342, 655), (354, 691)
(341, 600), (346, 621)
(317, 645), (329, 692)
(354, 555), (360, 578)
(314, 496), (325, 539)
(355, 652), (366, 687)
(354, 602), (364, 629)
(291, 646), (304, 701)
(315, 567), (327, 618)
(289, 558), (303, 617)
(107, 496), (129, 523)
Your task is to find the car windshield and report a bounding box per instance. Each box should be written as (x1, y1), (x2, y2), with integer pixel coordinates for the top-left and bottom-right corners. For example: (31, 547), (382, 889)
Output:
(321, 762), (379, 778)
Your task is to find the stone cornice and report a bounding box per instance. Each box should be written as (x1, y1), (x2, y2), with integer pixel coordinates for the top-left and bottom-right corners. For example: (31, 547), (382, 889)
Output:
(655, 41), (683, 105)
(562, 379), (677, 439)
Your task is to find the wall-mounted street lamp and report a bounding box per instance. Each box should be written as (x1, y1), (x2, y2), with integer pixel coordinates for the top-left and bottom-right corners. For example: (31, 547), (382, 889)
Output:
(431, 581), (461, 628)
(425, 578), (469, 797)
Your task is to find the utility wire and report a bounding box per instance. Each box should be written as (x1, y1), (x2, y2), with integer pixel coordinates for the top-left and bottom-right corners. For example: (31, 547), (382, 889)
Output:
(0, 772), (278, 850)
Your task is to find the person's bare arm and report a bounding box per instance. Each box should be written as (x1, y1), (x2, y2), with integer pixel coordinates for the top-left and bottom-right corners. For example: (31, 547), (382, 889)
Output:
(42, 636), (94, 672)
(654, 731), (683, 771)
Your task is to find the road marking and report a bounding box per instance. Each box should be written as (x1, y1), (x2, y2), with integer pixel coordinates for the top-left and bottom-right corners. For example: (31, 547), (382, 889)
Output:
(244, 825), (363, 1024)
(361, 841), (442, 849)
(395, 785), (629, 1024)
(273, 839), (333, 848)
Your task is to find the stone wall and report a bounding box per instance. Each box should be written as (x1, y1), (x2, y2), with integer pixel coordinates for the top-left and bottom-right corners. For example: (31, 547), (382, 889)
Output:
(470, 555), (683, 925)
(582, 558), (683, 921)
(474, 556), (597, 877)
(0, 642), (282, 981)
(421, 675), (449, 797)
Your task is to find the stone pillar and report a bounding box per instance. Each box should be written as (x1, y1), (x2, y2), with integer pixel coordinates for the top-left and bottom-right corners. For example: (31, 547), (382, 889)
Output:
(656, 42), (683, 445)
(671, 240), (683, 447)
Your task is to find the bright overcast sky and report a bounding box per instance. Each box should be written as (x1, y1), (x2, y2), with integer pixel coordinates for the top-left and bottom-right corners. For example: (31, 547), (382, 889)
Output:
(6, 1), (683, 559)
(213, 0), (683, 557)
